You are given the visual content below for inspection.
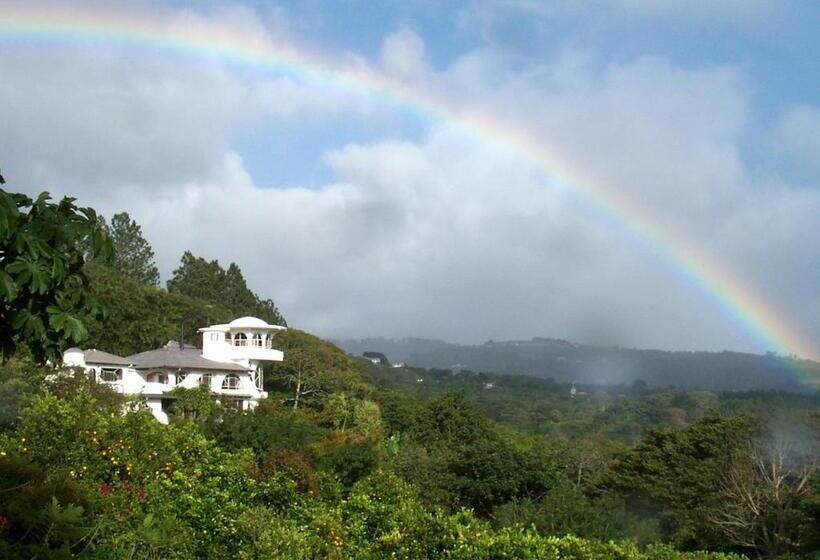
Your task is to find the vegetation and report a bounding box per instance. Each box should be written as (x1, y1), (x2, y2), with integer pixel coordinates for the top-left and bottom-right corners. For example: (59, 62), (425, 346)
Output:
(337, 337), (820, 392)
(100, 212), (160, 287)
(5, 357), (799, 559)
(366, 364), (819, 443)
(0, 182), (111, 363)
(167, 250), (286, 327)
(82, 262), (234, 356)
(0, 182), (817, 558)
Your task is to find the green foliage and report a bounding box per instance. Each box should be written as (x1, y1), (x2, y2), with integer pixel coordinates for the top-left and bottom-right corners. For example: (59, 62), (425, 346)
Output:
(266, 329), (371, 410)
(493, 482), (660, 544)
(390, 392), (560, 516)
(312, 433), (381, 488)
(0, 187), (111, 362)
(606, 413), (761, 549)
(83, 263), (234, 355)
(0, 358), (782, 560)
(0, 354), (48, 430)
(207, 399), (326, 455)
(169, 385), (216, 421)
(167, 250), (285, 326)
(343, 337), (819, 392)
(102, 212), (160, 287)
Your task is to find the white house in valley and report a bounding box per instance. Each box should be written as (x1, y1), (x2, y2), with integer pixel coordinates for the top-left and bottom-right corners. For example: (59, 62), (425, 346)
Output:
(63, 316), (286, 424)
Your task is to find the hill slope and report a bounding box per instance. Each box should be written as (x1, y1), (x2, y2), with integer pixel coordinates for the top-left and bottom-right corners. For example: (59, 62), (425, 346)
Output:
(336, 336), (820, 393)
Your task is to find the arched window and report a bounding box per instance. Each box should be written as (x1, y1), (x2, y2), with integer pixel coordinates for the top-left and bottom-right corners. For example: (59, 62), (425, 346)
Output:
(233, 333), (247, 347)
(252, 333), (262, 348)
(222, 374), (241, 390)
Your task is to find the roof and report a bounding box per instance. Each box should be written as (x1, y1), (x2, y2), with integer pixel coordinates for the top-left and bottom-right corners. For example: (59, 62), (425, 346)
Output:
(230, 316), (270, 328)
(82, 349), (133, 366)
(199, 316), (287, 332)
(127, 346), (250, 372)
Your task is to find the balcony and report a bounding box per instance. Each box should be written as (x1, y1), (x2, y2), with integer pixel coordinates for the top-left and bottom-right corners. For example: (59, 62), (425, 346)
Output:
(218, 336), (284, 362)
(226, 338), (275, 349)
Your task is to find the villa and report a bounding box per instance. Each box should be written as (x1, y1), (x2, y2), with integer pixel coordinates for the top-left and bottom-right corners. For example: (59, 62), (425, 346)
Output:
(63, 316), (286, 423)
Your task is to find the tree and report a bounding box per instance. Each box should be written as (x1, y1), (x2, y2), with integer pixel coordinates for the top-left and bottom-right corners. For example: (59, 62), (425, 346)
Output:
(711, 435), (818, 557)
(353, 400), (383, 440)
(281, 346), (326, 410)
(606, 413), (761, 549)
(167, 251), (285, 325)
(265, 329), (369, 410)
(0, 182), (111, 363)
(105, 212), (159, 287)
(83, 263), (234, 356)
(169, 385), (217, 422)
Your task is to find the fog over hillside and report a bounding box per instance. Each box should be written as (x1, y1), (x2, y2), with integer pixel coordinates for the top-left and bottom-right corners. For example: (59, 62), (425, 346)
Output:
(335, 336), (820, 393)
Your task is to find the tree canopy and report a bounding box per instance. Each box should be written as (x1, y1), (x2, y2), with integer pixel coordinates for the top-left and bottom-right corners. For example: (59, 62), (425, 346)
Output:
(103, 212), (159, 287)
(83, 263), (234, 356)
(167, 251), (285, 326)
(0, 183), (111, 363)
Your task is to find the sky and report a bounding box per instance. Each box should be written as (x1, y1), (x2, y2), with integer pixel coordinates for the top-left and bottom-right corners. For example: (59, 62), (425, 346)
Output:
(0, 0), (818, 356)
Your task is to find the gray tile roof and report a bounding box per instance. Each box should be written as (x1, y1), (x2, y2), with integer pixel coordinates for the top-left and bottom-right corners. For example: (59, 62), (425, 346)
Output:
(83, 349), (133, 366)
(127, 345), (249, 372)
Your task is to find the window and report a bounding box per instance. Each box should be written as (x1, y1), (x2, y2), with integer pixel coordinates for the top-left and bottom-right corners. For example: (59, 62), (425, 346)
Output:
(234, 333), (247, 347)
(222, 374), (241, 390)
(210, 332), (219, 341)
(225, 333), (233, 345)
(99, 368), (122, 382)
(252, 333), (263, 347)
(200, 373), (212, 388)
(147, 371), (168, 384)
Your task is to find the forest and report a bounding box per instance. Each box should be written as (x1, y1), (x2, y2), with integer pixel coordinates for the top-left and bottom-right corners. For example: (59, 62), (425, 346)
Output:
(0, 184), (818, 558)
(336, 337), (820, 393)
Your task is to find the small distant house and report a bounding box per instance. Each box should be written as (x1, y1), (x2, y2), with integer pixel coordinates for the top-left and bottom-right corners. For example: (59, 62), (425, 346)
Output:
(63, 316), (286, 424)
(362, 351), (391, 366)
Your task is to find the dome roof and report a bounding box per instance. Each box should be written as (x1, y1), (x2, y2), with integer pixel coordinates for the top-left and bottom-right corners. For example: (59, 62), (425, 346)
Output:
(228, 316), (274, 329)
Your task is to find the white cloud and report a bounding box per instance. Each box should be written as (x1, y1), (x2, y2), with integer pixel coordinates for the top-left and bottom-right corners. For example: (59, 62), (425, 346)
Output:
(1, 3), (818, 358)
(0, 30), (378, 197)
(380, 29), (429, 80)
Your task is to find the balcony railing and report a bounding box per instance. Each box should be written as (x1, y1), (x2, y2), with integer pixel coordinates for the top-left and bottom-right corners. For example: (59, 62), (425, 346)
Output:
(226, 338), (275, 349)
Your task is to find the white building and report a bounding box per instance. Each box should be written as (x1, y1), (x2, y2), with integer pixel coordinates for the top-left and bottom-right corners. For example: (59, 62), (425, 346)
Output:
(63, 316), (286, 424)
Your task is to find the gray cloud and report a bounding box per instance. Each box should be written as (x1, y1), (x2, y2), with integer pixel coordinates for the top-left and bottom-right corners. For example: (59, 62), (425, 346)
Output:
(1, 8), (818, 358)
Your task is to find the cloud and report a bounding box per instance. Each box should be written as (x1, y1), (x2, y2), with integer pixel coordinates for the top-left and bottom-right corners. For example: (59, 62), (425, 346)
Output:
(770, 104), (820, 174)
(0, 33), (379, 198)
(1, 3), (818, 357)
(380, 29), (429, 80)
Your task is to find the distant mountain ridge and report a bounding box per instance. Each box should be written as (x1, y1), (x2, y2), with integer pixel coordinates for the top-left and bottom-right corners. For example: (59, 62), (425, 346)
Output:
(333, 336), (820, 393)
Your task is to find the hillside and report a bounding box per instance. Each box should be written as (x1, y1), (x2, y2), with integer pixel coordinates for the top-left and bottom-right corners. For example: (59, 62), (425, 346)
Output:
(336, 336), (820, 393)
(365, 361), (820, 442)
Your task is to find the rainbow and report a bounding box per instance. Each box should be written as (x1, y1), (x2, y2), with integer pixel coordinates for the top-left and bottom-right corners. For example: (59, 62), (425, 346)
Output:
(1, 4), (817, 363)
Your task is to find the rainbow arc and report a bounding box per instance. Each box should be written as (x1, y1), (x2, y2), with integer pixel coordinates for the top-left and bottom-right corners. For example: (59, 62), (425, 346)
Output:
(1, 5), (816, 364)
